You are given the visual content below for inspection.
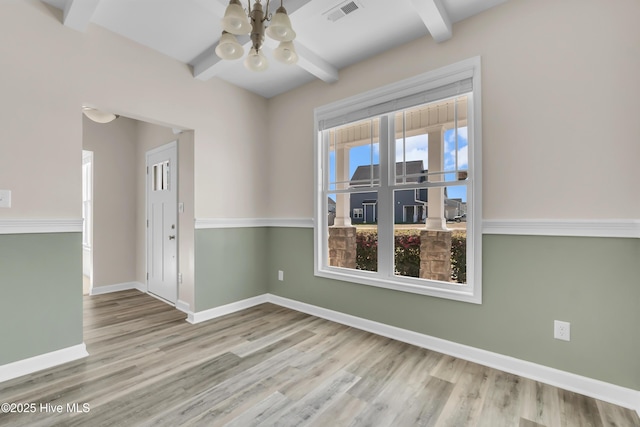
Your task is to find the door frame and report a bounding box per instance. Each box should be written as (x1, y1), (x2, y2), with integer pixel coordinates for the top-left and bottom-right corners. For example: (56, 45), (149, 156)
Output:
(82, 150), (94, 295)
(145, 140), (179, 304)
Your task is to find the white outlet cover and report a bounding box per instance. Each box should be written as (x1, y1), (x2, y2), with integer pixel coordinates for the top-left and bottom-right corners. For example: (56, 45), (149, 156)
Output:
(0, 190), (11, 208)
(278, 270), (284, 281)
(554, 320), (571, 341)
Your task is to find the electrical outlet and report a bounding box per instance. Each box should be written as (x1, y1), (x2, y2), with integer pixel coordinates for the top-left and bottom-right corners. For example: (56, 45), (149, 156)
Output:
(278, 270), (284, 281)
(0, 190), (11, 208)
(554, 320), (571, 341)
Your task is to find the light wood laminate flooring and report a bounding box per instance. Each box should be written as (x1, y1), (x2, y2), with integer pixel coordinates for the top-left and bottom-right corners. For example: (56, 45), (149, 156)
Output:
(0, 290), (637, 426)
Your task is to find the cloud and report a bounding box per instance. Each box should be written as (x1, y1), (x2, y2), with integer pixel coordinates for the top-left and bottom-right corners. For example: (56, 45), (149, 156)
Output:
(444, 127), (469, 170)
(445, 127), (468, 150)
(454, 145), (469, 168)
(396, 135), (428, 166)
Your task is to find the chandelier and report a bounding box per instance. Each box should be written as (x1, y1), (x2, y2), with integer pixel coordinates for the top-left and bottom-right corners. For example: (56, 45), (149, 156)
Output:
(216, 0), (298, 71)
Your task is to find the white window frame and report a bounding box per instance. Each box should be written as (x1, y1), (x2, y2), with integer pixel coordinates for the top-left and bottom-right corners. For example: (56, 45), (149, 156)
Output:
(313, 57), (483, 304)
(353, 208), (363, 219)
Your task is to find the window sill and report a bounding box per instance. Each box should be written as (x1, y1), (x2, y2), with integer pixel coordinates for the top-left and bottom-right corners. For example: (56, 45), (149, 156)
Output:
(314, 266), (481, 304)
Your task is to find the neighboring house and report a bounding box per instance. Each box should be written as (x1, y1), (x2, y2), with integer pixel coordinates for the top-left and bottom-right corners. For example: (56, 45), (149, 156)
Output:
(349, 161), (431, 224)
(328, 197), (336, 226)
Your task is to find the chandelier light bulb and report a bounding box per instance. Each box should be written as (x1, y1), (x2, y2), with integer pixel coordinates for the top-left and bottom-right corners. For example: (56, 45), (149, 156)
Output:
(222, 0), (251, 35)
(265, 6), (296, 42)
(215, 31), (244, 60)
(274, 41), (298, 64)
(244, 49), (268, 71)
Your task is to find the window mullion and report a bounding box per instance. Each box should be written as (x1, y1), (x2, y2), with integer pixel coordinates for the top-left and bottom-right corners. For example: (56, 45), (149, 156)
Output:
(377, 115), (394, 277)
(322, 131), (330, 193)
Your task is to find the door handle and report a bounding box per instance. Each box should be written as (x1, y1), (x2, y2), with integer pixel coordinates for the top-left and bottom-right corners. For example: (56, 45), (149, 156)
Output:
(169, 235), (176, 240)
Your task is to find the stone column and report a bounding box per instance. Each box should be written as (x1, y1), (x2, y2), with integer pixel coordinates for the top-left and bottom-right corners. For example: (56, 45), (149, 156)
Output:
(419, 229), (452, 281)
(328, 226), (356, 268)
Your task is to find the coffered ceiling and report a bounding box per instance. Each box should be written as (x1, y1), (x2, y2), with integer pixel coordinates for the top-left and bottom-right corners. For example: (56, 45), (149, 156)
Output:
(42, 0), (509, 98)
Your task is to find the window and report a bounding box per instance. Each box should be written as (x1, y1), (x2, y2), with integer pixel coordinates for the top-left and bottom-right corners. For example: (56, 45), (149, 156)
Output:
(314, 57), (482, 303)
(152, 160), (170, 191)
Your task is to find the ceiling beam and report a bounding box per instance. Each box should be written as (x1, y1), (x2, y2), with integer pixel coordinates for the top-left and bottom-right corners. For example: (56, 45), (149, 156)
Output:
(262, 38), (338, 83)
(62, 0), (101, 32)
(410, 0), (452, 43)
(297, 45), (339, 83)
(191, 0), (337, 84)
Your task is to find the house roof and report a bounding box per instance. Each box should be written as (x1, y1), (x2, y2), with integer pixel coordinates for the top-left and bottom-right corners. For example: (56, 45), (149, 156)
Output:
(350, 161), (424, 186)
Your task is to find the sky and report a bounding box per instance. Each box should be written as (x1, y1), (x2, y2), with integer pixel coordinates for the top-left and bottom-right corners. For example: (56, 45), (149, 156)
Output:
(329, 127), (469, 201)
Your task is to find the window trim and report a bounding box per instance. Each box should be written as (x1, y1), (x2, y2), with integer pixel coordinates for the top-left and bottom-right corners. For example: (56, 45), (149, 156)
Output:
(313, 56), (483, 304)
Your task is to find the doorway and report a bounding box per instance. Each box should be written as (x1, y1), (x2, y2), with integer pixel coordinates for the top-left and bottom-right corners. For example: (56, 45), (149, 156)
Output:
(146, 141), (178, 304)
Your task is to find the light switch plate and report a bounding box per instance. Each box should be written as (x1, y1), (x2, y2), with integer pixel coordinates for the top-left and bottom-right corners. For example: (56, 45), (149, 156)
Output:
(0, 190), (11, 208)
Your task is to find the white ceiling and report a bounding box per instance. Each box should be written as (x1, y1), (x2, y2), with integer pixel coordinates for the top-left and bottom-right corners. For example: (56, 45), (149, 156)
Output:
(42, 0), (508, 98)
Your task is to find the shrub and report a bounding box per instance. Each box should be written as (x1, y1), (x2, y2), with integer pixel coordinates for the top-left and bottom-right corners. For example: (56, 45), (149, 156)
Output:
(355, 229), (467, 283)
(355, 231), (377, 272)
(451, 232), (467, 283)
(394, 231), (421, 277)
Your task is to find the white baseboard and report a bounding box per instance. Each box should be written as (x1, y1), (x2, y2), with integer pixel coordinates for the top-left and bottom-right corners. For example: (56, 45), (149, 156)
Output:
(184, 294), (269, 324)
(266, 294), (640, 414)
(0, 344), (88, 383)
(175, 299), (191, 314)
(90, 281), (145, 296)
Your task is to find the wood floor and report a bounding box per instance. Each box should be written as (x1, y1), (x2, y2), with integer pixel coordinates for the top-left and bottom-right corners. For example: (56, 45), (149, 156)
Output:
(0, 291), (638, 427)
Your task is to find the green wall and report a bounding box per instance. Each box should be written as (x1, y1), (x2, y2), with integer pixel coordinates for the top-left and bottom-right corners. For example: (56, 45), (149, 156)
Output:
(0, 233), (83, 365)
(4, 227), (637, 393)
(194, 228), (269, 312)
(266, 227), (640, 391)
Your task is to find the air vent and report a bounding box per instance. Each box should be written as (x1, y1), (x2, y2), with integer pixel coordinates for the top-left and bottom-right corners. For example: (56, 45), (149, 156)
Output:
(323, 0), (363, 23)
(341, 1), (359, 15)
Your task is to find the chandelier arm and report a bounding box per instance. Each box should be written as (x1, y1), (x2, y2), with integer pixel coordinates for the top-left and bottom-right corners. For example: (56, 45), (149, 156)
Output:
(264, 0), (271, 22)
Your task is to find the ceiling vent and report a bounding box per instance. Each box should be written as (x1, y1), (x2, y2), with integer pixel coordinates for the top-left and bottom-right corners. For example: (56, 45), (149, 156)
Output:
(323, 1), (363, 23)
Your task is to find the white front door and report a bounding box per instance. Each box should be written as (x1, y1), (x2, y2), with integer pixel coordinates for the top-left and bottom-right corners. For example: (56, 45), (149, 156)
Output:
(146, 141), (178, 304)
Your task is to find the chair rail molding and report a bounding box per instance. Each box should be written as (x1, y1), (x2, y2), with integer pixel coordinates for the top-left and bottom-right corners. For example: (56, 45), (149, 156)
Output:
(0, 219), (83, 234)
(482, 219), (640, 238)
(195, 218), (313, 229)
